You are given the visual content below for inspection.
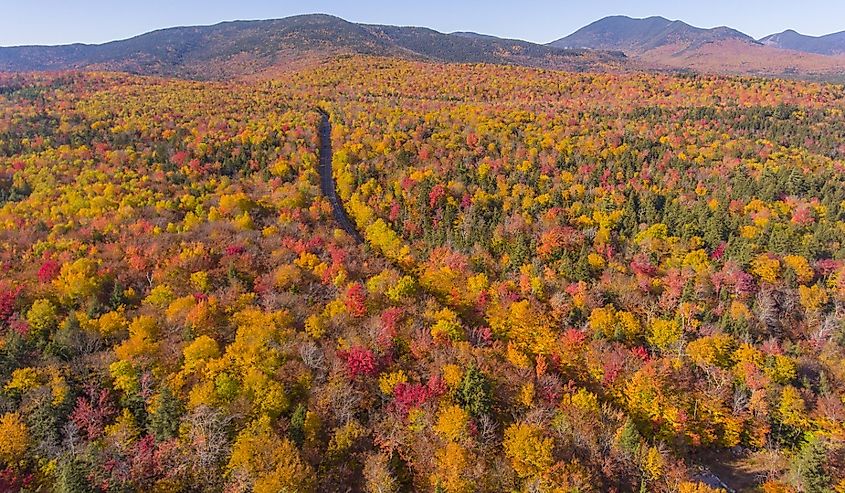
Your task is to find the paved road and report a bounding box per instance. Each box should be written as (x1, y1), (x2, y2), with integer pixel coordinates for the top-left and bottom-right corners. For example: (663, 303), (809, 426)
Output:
(316, 109), (364, 244)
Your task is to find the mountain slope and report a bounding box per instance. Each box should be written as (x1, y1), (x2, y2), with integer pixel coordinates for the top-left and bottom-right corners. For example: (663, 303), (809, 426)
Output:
(643, 38), (845, 78)
(549, 15), (845, 80)
(0, 15), (401, 79)
(760, 29), (845, 56)
(365, 24), (623, 70)
(549, 16), (755, 54)
(0, 14), (625, 80)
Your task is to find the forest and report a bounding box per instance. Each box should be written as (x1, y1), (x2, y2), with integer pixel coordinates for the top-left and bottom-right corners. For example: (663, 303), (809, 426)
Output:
(1, 57), (845, 492)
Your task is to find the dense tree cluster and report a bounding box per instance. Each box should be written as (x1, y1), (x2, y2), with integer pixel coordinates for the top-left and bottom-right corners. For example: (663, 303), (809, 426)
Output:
(1, 59), (845, 492)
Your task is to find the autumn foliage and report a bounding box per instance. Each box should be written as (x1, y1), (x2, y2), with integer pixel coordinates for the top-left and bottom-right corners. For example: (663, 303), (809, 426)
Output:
(1, 59), (845, 491)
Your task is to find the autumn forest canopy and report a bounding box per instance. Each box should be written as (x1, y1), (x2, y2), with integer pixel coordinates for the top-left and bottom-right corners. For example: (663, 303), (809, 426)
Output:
(2, 56), (845, 492)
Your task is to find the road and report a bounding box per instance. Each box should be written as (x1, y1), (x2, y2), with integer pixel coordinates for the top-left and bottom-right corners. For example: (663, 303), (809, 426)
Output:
(315, 109), (484, 328)
(316, 109), (364, 244)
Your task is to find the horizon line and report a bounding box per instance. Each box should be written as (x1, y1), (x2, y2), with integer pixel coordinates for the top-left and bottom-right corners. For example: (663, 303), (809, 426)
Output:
(1, 12), (842, 49)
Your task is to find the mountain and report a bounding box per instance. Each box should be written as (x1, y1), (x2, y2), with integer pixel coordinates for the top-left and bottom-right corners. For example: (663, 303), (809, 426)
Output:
(549, 15), (845, 80)
(363, 24), (624, 69)
(549, 16), (755, 54)
(4, 13), (845, 82)
(760, 29), (845, 56)
(0, 15), (391, 79)
(0, 14), (625, 80)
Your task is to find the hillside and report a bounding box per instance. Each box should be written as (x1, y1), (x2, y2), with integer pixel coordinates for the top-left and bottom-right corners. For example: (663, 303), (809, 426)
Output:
(549, 15), (754, 54)
(0, 14), (625, 80)
(549, 15), (845, 79)
(761, 29), (845, 56)
(364, 24), (622, 70)
(0, 15), (396, 79)
(642, 38), (845, 80)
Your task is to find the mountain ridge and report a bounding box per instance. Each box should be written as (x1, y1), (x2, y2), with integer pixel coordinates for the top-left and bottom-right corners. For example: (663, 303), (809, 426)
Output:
(2, 13), (845, 81)
(548, 15), (845, 80)
(0, 14), (625, 80)
(549, 15), (756, 53)
(760, 28), (845, 55)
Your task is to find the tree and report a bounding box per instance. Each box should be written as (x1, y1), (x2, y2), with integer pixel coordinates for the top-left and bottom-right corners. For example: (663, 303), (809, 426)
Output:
(148, 386), (184, 441)
(184, 406), (231, 488)
(363, 452), (400, 493)
(647, 318), (682, 352)
(503, 422), (554, 480)
(778, 386), (808, 430)
(341, 346), (378, 379)
(791, 437), (831, 493)
(53, 258), (101, 304)
(0, 413), (28, 468)
(69, 386), (117, 441)
(26, 299), (58, 335)
(183, 335), (220, 373)
(677, 482), (726, 493)
(434, 404), (470, 442)
(345, 282), (367, 318)
(798, 284), (828, 313)
(432, 442), (472, 493)
(686, 333), (735, 369)
(455, 366), (491, 418)
(430, 308), (463, 342)
(751, 254), (780, 284)
(53, 456), (93, 493)
(227, 415), (315, 493)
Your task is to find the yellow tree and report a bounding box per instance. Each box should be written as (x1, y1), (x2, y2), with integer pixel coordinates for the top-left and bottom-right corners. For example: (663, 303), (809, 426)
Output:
(434, 404), (470, 442)
(503, 422), (555, 481)
(53, 258), (101, 304)
(227, 415), (315, 493)
(432, 442), (472, 493)
(489, 300), (555, 356)
(647, 318), (683, 353)
(686, 333), (735, 369)
(0, 412), (29, 468)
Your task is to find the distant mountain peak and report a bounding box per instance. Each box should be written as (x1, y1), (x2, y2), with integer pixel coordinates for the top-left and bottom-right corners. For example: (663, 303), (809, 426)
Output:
(547, 15), (845, 79)
(759, 28), (845, 55)
(548, 15), (754, 54)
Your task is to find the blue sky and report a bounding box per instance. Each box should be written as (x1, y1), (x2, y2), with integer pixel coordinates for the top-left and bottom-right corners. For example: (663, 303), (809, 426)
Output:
(2, 1), (844, 46)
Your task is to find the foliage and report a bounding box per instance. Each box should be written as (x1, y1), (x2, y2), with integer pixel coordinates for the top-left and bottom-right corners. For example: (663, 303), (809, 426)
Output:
(0, 413), (28, 467)
(503, 422), (554, 480)
(2, 58), (845, 490)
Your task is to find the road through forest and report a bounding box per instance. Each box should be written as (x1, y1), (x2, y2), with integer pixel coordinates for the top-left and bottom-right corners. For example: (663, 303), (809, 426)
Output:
(316, 109), (364, 244)
(315, 109), (489, 328)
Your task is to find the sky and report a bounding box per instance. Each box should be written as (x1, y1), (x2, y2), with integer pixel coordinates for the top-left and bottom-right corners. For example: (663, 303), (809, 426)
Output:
(2, 0), (845, 47)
